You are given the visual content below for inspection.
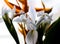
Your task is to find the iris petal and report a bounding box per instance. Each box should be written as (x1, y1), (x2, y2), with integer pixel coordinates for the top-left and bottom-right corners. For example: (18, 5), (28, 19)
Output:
(26, 30), (38, 44)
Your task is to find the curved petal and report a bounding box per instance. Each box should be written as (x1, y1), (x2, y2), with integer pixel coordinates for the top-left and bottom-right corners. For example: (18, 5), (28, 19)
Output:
(26, 24), (32, 30)
(13, 14), (27, 23)
(30, 22), (36, 30)
(28, 6), (37, 24)
(26, 20), (36, 30)
(13, 16), (22, 22)
(26, 30), (38, 44)
(19, 14), (26, 19)
(37, 11), (44, 17)
(1, 7), (9, 16)
(8, 6), (16, 19)
(40, 13), (52, 24)
(47, 15), (53, 21)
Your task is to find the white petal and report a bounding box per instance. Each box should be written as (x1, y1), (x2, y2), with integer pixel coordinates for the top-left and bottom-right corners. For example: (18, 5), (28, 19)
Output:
(47, 15), (53, 21)
(19, 15), (26, 20)
(26, 15), (32, 23)
(40, 14), (52, 24)
(37, 11), (44, 17)
(26, 21), (36, 30)
(8, 12), (14, 19)
(26, 16), (36, 30)
(26, 30), (38, 44)
(13, 14), (27, 23)
(26, 24), (32, 30)
(30, 22), (36, 30)
(28, 6), (37, 24)
(19, 15), (27, 22)
(13, 16), (22, 22)
(8, 6), (16, 19)
(1, 7), (9, 16)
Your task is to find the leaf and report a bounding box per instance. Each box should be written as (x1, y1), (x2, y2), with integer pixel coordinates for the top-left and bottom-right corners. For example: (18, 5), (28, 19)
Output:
(44, 17), (60, 44)
(36, 18), (51, 44)
(36, 23), (47, 44)
(2, 13), (20, 44)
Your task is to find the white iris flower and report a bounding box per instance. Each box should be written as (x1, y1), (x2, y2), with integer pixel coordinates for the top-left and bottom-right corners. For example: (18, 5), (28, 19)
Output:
(13, 4), (52, 44)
